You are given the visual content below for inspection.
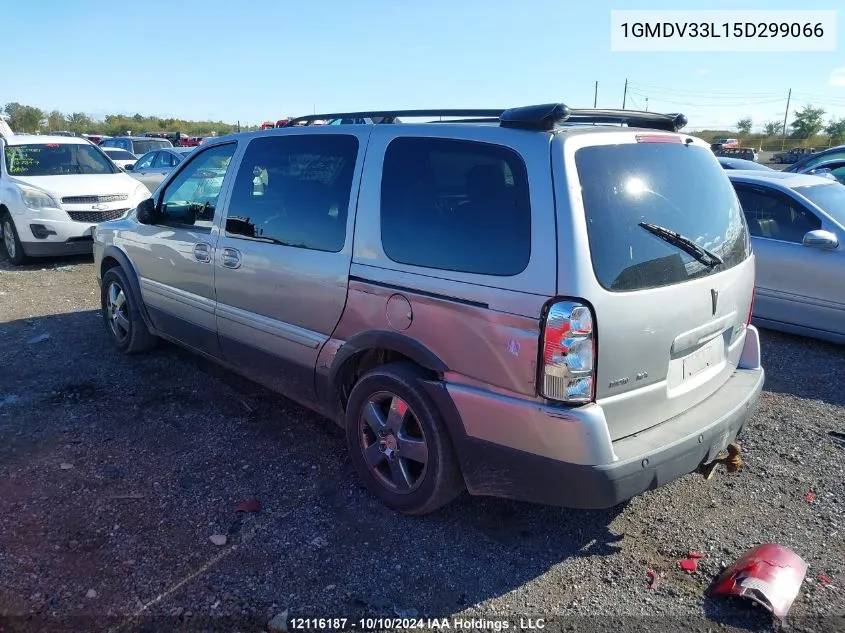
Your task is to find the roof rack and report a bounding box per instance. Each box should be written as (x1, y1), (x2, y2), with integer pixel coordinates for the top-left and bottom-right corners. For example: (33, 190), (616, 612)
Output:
(285, 109), (507, 126)
(284, 104), (688, 132)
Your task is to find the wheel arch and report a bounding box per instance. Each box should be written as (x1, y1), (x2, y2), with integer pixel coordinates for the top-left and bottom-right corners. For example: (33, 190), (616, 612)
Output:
(327, 330), (448, 416)
(100, 245), (156, 332)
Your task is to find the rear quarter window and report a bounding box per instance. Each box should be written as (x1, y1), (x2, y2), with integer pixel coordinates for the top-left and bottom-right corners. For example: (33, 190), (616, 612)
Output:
(575, 142), (751, 291)
(380, 137), (531, 276)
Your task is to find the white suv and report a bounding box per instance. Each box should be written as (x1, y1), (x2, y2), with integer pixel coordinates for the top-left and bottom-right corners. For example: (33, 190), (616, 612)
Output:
(0, 135), (151, 265)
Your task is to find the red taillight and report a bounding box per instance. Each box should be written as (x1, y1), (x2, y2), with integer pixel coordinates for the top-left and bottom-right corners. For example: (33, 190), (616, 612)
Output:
(540, 301), (596, 404)
(635, 134), (682, 144)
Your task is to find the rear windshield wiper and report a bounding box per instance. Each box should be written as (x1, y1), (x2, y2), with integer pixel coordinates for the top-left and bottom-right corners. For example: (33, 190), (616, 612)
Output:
(638, 222), (723, 268)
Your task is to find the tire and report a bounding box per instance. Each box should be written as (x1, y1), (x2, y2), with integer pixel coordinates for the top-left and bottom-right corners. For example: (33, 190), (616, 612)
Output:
(1, 212), (28, 265)
(101, 266), (157, 354)
(345, 361), (464, 515)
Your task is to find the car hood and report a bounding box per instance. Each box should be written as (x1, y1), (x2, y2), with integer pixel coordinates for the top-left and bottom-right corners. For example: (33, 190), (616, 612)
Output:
(10, 173), (141, 198)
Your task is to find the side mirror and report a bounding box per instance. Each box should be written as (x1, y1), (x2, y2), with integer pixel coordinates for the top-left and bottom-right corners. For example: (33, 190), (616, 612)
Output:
(124, 163), (134, 171)
(802, 229), (839, 250)
(136, 197), (157, 225)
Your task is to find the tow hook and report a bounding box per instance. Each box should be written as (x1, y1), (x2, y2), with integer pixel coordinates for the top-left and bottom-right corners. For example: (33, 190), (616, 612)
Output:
(698, 442), (743, 480)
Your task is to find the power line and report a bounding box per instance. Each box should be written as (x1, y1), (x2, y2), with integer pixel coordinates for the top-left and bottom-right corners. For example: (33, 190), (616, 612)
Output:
(627, 91), (786, 108)
(627, 81), (784, 98)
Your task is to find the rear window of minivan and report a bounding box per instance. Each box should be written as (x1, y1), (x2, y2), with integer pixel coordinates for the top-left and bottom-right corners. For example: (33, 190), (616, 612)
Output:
(575, 142), (751, 292)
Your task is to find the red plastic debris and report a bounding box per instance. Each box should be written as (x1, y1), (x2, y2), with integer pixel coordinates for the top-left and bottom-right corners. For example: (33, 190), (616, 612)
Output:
(234, 499), (261, 513)
(805, 492), (816, 502)
(688, 552), (705, 559)
(818, 575), (832, 586)
(708, 544), (808, 619)
(647, 570), (658, 590)
(679, 558), (699, 572)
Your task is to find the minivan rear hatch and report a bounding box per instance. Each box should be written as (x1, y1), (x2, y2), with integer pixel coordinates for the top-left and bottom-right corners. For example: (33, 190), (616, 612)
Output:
(557, 132), (755, 441)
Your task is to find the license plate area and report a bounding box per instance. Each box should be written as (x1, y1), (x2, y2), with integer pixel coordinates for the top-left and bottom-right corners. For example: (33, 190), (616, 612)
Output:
(682, 337), (723, 380)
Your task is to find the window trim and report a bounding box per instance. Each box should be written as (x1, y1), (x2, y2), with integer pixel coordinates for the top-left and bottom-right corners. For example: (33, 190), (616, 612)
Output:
(153, 141), (238, 229)
(378, 135), (533, 277)
(222, 133), (360, 253)
(734, 182), (822, 245)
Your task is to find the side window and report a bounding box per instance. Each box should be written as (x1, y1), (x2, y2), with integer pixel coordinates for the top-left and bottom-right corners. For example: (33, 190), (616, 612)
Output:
(153, 152), (173, 168)
(735, 186), (821, 243)
(159, 143), (237, 229)
(224, 134), (359, 252)
(829, 165), (845, 185)
(380, 137), (531, 276)
(814, 161), (845, 185)
(134, 152), (156, 170)
(805, 151), (845, 170)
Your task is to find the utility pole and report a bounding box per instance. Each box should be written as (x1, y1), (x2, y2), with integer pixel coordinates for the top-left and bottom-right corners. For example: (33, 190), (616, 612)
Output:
(594, 81), (598, 108)
(645, 98), (649, 112)
(622, 79), (628, 109)
(781, 88), (791, 151)
(237, 120), (241, 133)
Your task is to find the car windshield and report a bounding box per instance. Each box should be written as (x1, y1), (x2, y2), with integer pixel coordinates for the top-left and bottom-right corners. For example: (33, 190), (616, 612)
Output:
(794, 182), (845, 226)
(105, 149), (137, 160)
(4, 143), (116, 175)
(133, 139), (171, 154)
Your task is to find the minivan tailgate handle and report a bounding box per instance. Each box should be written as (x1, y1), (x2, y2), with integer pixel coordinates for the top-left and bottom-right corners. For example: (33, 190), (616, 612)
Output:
(671, 312), (737, 353)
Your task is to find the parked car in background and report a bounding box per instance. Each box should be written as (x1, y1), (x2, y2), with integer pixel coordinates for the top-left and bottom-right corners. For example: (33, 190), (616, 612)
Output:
(713, 137), (739, 149)
(0, 135), (151, 264)
(727, 170), (844, 343)
(718, 157), (773, 171)
(101, 147), (139, 171)
(771, 147), (815, 164)
(100, 136), (173, 158)
(716, 147), (758, 162)
(93, 104), (763, 515)
(784, 144), (845, 184)
(126, 147), (195, 192)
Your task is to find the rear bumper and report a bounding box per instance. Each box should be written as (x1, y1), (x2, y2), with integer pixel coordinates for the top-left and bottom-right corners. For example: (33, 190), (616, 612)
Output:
(436, 327), (765, 509)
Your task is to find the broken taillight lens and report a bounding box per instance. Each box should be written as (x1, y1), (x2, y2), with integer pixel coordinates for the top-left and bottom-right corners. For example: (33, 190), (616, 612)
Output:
(540, 301), (596, 404)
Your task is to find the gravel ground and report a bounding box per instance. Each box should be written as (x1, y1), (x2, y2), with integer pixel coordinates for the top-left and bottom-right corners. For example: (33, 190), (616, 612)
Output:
(0, 254), (843, 633)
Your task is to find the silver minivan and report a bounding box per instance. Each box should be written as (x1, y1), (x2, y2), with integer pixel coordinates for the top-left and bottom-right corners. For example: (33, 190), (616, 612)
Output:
(93, 104), (765, 514)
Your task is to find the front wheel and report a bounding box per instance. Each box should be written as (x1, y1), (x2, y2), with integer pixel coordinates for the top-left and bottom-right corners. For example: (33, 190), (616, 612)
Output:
(101, 266), (157, 354)
(345, 362), (464, 515)
(1, 213), (28, 265)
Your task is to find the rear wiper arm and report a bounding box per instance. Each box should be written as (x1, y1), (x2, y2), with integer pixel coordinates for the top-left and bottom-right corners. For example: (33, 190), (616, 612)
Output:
(638, 222), (723, 268)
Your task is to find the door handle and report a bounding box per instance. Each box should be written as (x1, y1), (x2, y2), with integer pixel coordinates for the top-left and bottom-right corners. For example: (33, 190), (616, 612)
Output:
(221, 247), (242, 269)
(193, 243), (211, 263)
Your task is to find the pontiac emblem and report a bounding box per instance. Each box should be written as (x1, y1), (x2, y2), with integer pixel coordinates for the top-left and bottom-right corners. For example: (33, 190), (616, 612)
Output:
(710, 289), (719, 315)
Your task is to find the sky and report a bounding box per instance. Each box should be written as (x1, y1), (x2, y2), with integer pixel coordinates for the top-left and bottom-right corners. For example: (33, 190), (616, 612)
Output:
(1, 0), (844, 132)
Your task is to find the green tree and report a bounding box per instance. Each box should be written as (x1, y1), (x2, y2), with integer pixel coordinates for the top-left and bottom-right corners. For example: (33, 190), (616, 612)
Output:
(47, 110), (66, 131)
(3, 102), (45, 132)
(66, 112), (93, 134)
(790, 105), (826, 139)
(736, 118), (753, 135)
(764, 120), (783, 136)
(825, 118), (845, 143)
